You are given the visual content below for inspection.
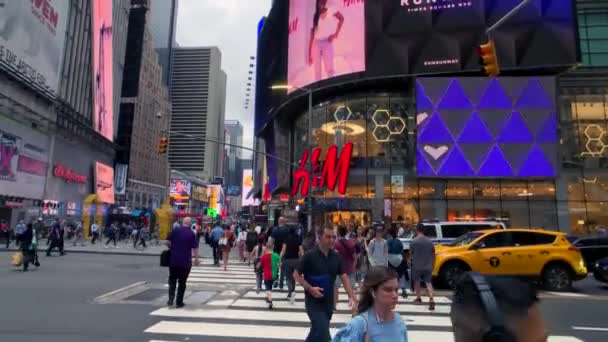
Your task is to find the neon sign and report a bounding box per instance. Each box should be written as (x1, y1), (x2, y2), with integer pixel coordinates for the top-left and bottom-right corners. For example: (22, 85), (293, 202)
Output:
(53, 163), (88, 184)
(292, 142), (353, 197)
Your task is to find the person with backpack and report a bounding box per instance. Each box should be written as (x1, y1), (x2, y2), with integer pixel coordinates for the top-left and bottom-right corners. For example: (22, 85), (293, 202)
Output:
(366, 225), (388, 267)
(257, 241), (281, 309)
(245, 225), (258, 265)
(387, 227), (409, 298)
(334, 225), (359, 309)
(210, 222), (224, 266)
(280, 225), (304, 304)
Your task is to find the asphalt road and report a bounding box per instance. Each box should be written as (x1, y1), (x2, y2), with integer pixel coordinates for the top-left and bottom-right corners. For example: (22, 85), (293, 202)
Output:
(0, 251), (607, 342)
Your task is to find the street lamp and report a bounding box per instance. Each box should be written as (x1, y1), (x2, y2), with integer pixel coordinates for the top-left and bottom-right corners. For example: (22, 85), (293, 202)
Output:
(271, 84), (314, 234)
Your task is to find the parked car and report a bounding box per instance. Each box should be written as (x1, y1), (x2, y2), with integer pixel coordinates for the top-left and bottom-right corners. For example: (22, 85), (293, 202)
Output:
(593, 256), (608, 284)
(399, 220), (506, 251)
(571, 237), (608, 271)
(432, 229), (588, 291)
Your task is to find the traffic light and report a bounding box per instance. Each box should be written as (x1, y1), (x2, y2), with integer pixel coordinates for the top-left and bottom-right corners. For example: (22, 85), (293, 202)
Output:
(478, 39), (500, 77)
(158, 136), (168, 154)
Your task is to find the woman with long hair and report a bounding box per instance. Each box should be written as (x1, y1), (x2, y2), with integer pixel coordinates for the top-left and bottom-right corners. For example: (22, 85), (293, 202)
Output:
(308, 0), (344, 80)
(334, 266), (409, 341)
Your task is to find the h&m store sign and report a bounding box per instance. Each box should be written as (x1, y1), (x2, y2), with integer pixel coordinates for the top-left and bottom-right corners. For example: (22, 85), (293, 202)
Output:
(292, 142), (354, 197)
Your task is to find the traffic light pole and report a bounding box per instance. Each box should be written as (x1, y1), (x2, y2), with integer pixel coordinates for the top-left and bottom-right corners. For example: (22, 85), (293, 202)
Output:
(486, 0), (532, 36)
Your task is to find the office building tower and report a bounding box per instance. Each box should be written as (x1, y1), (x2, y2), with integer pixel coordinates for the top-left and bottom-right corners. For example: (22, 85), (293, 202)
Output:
(170, 47), (227, 181)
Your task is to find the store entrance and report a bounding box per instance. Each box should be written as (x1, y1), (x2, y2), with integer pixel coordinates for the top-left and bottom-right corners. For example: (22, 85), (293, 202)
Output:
(323, 211), (371, 228)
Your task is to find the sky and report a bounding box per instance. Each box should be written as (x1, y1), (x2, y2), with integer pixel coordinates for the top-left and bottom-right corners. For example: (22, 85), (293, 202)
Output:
(176, 0), (272, 154)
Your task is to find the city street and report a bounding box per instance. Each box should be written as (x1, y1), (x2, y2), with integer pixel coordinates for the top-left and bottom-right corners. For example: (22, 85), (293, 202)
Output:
(1, 249), (607, 342)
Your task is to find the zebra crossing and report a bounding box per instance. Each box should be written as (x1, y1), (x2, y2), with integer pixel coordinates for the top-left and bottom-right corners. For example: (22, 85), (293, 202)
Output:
(144, 262), (584, 342)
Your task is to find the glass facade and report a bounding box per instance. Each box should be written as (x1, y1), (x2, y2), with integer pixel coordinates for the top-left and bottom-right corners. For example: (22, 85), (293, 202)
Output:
(284, 91), (608, 235)
(578, 12), (608, 66)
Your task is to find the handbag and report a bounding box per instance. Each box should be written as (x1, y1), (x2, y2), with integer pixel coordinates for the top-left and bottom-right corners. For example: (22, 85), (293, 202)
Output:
(11, 251), (23, 267)
(218, 237), (228, 247)
(160, 249), (171, 267)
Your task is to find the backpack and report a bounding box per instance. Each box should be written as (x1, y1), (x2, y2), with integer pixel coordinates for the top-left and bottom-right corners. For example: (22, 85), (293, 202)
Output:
(246, 231), (257, 245)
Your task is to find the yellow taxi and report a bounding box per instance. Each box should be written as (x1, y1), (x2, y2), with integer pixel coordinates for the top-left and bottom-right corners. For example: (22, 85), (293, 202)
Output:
(432, 229), (588, 291)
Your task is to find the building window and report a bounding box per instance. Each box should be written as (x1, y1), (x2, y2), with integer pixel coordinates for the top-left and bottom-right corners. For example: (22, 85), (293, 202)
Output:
(578, 13), (608, 66)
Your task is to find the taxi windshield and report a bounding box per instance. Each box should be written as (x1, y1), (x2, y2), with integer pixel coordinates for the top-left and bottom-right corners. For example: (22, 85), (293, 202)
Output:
(447, 232), (484, 247)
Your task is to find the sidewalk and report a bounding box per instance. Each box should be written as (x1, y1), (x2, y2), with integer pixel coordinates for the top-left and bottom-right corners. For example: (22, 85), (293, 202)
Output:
(0, 240), (236, 258)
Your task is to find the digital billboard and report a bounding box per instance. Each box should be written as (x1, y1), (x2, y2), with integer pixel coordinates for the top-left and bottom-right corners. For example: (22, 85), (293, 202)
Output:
(241, 169), (257, 206)
(0, 116), (49, 200)
(416, 77), (557, 178)
(95, 162), (115, 204)
(366, 0), (577, 77)
(92, 0), (114, 142)
(170, 179), (191, 204)
(0, 0), (69, 96)
(287, 0), (365, 92)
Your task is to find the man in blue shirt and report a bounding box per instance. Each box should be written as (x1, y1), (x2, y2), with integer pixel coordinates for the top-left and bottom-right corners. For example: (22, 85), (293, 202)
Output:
(167, 217), (197, 308)
(210, 222), (224, 266)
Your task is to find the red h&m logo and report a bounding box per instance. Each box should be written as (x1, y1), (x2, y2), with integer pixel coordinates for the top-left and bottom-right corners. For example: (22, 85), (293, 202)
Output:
(292, 142), (353, 197)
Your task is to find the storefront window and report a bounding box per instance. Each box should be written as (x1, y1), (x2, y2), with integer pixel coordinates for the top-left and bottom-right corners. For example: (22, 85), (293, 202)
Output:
(474, 200), (502, 221)
(530, 201), (558, 230)
(447, 200), (475, 221)
(568, 201), (587, 236)
(447, 181), (473, 199)
(474, 181), (500, 199)
(587, 202), (608, 235)
(502, 201), (530, 228)
(501, 181), (530, 200)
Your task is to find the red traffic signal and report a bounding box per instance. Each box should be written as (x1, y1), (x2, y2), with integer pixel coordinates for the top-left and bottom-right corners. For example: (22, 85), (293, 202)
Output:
(158, 136), (169, 154)
(477, 40), (500, 77)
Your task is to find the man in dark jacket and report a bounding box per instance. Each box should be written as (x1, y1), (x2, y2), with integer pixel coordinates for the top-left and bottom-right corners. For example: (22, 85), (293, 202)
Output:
(166, 217), (197, 308)
(46, 219), (65, 256)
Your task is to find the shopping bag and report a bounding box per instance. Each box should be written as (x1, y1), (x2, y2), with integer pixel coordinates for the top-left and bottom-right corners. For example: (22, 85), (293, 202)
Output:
(160, 249), (171, 267)
(11, 251), (23, 267)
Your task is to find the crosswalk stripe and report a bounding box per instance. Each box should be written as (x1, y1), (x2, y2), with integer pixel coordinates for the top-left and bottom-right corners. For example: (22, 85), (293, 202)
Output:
(220, 298), (452, 314)
(187, 277), (254, 284)
(150, 307), (453, 326)
(145, 321), (455, 341)
(242, 290), (453, 303)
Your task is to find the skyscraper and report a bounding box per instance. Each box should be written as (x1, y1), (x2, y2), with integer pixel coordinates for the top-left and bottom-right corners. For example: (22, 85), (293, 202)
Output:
(224, 120), (244, 188)
(148, 0), (179, 88)
(169, 47), (227, 181)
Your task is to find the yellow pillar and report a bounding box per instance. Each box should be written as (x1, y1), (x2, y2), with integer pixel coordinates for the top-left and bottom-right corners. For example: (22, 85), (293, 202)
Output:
(155, 197), (174, 240)
(82, 194), (98, 239)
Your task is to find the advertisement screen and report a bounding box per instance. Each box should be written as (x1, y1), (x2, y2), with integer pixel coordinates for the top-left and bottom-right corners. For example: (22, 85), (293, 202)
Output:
(170, 179), (192, 202)
(92, 0), (114, 142)
(287, 0), (365, 92)
(416, 77), (557, 178)
(0, 1), (69, 96)
(241, 169), (257, 206)
(366, 0), (577, 76)
(0, 116), (49, 200)
(95, 162), (115, 204)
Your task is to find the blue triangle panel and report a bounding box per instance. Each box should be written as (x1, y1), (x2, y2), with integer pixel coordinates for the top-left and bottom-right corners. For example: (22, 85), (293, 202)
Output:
(437, 146), (475, 176)
(458, 112), (494, 143)
(498, 111), (534, 143)
(515, 78), (554, 109)
(477, 78), (513, 110)
(477, 145), (514, 177)
(437, 79), (473, 110)
(416, 81), (435, 111)
(536, 112), (558, 143)
(518, 145), (556, 177)
(417, 148), (436, 176)
(417, 112), (455, 144)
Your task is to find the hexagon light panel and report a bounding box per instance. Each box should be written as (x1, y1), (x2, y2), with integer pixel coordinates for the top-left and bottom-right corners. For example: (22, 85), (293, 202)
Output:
(371, 109), (407, 142)
(416, 77), (558, 178)
(334, 105), (353, 122)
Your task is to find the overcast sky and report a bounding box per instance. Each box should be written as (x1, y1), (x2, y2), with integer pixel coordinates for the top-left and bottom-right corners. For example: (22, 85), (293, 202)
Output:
(176, 0), (272, 154)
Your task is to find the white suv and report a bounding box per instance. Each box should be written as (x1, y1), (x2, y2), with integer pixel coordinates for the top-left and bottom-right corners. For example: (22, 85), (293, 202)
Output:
(399, 220), (506, 251)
